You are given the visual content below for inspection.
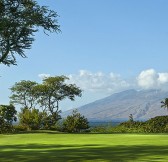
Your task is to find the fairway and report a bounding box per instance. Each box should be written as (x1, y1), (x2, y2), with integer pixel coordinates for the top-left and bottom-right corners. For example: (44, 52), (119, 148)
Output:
(0, 133), (168, 162)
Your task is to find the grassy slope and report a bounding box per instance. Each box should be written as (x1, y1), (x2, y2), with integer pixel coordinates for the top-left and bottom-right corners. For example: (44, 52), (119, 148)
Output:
(0, 133), (168, 162)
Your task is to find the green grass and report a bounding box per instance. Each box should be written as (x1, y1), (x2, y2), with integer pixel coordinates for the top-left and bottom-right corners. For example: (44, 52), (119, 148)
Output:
(0, 132), (168, 162)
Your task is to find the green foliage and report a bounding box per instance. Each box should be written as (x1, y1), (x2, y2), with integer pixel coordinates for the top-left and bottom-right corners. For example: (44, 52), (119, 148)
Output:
(18, 107), (44, 130)
(0, 0), (60, 66)
(0, 104), (17, 124)
(40, 112), (62, 130)
(0, 117), (13, 133)
(10, 80), (38, 109)
(144, 116), (168, 133)
(0, 104), (17, 133)
(13, 124), (28, 132)
(91, 116), (168, 133)
(90, 121), (145, 133)
(129, 114), (134, 122)
(90, 126), (107, 133)
(10, 76), (82, 130)
(34, 76), (82, 115)
(63, 109), (89, 133)
(161, 98), (168, 112)
(119, 121), (144, 129)
(18, 107), (62, 131)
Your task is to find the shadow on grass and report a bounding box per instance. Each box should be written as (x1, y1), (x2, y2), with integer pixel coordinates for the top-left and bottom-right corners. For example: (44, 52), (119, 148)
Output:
(0, 144), (168, 162)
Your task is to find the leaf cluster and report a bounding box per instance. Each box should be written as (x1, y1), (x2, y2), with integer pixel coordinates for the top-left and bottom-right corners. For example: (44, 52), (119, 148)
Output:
(0, 104), (17, 133)
(0, 0), (60, 65)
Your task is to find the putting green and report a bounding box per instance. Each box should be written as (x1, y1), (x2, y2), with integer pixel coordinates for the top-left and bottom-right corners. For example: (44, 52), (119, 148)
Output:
(0, 133), (168, 162)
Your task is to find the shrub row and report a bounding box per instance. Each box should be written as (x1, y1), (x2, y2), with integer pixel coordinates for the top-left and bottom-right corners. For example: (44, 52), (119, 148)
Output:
(90, 116), (168, 133)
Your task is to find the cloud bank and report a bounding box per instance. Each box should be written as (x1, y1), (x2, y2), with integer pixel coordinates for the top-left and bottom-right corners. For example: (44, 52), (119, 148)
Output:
(38, 69), (168, 95)
(67, 69), (168, 93)
(66, 70), (130, 95)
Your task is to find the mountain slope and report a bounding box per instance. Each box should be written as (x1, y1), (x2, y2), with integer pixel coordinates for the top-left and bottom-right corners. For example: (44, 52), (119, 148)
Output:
(62, 89), (168, 121)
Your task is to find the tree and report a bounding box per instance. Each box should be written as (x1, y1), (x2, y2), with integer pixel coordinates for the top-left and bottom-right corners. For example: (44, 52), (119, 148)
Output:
(0, 104), (17, 133)
(34, 76), (82, 117)
(10, 80), (38, 109)
(0, 104), (17, 124)
(0, 0), (60, 66)
(10, 76), (82, 129)
(18, 107), (42, 130)
(129, 114), (134, 123)
(63, 109), (89, 133)
(161, 98), (168, 112)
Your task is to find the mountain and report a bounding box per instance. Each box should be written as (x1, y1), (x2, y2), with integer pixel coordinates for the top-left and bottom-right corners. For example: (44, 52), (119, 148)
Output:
(62, 89), (168, 121)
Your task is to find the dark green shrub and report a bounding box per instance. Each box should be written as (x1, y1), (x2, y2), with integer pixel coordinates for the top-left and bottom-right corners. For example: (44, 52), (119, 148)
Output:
(119, 121), (145, 130)
(144, 116), (168, 133)
(18, 108), (45, 130)
(0, 117), (14, 133)
(13, 125), (28, 132)
(90, 126), (107, 133)
(63, 110), (89, 133)
(0, 104), (17, 133)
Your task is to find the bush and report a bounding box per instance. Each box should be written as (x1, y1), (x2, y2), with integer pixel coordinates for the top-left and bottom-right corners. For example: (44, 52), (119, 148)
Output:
(0, 104), (17, 133)
(120, 121), (144, 129)
(90, 126), (107, 133)
(0, 117), (14, 133)
(144, 116), (168, 133)
(63, 109), (89, 133)
(13, 125), (28, 132)
(18, 108), (45, 130)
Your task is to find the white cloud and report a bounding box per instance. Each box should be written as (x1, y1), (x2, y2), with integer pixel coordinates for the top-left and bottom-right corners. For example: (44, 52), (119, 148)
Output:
(158, 73), (168, 84)
(67, 70), (130, 94)
(38, 69), (168, 96)
(38, 73), (50, 79)
(137, 69), (158, 89)
(137, 69), (168, 89)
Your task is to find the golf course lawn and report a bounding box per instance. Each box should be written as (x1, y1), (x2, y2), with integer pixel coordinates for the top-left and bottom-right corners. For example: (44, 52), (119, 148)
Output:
(0, 132), (168, 162)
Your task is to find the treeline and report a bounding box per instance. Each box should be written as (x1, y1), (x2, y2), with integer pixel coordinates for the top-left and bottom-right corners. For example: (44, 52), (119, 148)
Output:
(0, 105), (89, 134)
(91, 116), (168, 133)
(0, 76), (89, 133)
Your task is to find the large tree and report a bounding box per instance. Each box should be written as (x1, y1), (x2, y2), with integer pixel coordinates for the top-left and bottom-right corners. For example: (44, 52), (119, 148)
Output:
(10, 80), (38, 109)
(0, 0), (60, 66)
(34, 76), (82, 115)
(10, 76), (82, 127)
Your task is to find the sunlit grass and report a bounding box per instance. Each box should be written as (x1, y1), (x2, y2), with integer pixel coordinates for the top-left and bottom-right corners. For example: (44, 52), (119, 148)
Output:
(0, 132), (168, 161)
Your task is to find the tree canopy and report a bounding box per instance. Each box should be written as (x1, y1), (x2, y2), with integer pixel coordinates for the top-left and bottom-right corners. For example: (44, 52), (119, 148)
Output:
(0, 0), (60, 66)
(0, 104), (17, 124)
(10, 76), (82, 129)
(63, 109), (89, 133)
(0, 104), (17, 133)
(10, 80), (38, 109)
(35, 76), (82, 114)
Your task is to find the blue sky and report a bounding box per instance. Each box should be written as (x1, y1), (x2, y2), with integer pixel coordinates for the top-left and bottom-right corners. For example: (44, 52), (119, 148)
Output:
(1, 0), (168, 111)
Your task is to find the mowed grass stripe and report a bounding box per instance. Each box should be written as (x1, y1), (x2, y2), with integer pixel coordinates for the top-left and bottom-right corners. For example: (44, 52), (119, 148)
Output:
(0, 133), (168, 162)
